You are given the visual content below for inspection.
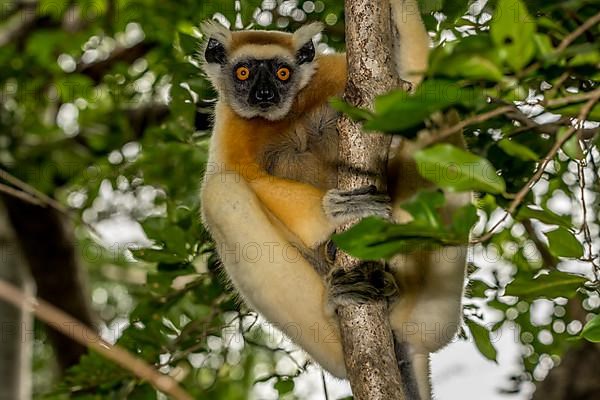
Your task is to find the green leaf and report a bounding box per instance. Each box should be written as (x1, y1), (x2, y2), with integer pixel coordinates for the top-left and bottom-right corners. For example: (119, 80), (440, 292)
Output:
(443, 0), (470, 22)
(490, 0), (536, 71)
(332, 217), (439, 260)
(558, 127), (584, 160)
(414, 144), (506, 194)
(477, 194), (498, 215)
(401, 190), (446, 231)
(504, 271), (586, 299)
(451, 204), (479, 241)
(442, 54), (504, 82)
(568, 51), (600, 68)
(332, 191), (475, 260)
(468, 279), (494, 298)
(177, 32), (200, 57)
(545, 227), (584, 258)
(331, 192), (445, 260)
(329, 98), (373, 121)
(274, 378), (295, 395)
(516, 206), (572, 229)
(163, 225), (189, 256)
(498, 138), (539, 161)
(467, 320), (498, 362)
(39, 0), (70, 19)
(534, 33), (554, 58)
(364, 81), (483, 132)
(131, 248), (187, 264)
(129, 384), (157, 400)
(581, 314), (600, 343)
(430, 36), (504, 82)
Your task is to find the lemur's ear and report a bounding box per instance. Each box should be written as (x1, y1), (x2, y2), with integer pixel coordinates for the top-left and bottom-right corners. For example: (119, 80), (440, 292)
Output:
(296, 40), (315, 64)
(205, 38), (227, 64)
(293, 22), (323, 64)
(200, 21), (231, 65)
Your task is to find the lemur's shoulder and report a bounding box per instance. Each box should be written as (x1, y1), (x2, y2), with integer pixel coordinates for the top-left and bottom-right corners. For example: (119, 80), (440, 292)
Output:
(295, 53), (347, 113)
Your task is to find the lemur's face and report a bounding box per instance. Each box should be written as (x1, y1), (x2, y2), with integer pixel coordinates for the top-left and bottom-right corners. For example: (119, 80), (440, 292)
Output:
(201, 23), (321, 121)
(226, 57), (297, 120)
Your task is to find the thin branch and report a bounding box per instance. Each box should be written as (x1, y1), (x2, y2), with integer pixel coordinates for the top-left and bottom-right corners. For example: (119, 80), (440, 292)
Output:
(473, 90), (600, 243)
(545, 87), (600, 109)
(555, 11), (600, 53)
(243, 337), (307, 372)
(0, 279), (193, 400)
(521, 11), (600, 77)
(0, 183), (45, 207)
(428, 88), (600, 145)
(0, 168), (105, 238)
(321, 371), (330, 400)
(577, 157), (600, 280)
(522, 219), (557, 269)
(426, 105), (514, 145)
(546, 71), (571, 99)
(0, 5), (39, 47)
(0, 168), (67, 213)
(77, 42), (157, 84)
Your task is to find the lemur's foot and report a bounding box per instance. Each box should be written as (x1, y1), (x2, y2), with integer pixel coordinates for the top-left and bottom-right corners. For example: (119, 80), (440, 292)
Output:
(326, 262), (398, 315)
(323, 185), (391, 225)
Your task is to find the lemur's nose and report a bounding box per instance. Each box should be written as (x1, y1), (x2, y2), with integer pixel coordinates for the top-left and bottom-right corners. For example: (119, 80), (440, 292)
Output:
(255, 87), (275, 102)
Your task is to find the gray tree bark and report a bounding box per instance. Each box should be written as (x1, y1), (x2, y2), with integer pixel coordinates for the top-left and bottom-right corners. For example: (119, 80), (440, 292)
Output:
(0, 201), (33, 400)
(2, 195), (96, 371)
(334, 1), (414, 399)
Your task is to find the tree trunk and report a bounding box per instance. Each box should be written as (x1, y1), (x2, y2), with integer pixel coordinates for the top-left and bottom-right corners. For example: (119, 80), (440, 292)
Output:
(533, 301), (600, 399)
(532, 342), (600, 400)
(0, 201), (33, 400)
(2, 196), (96, 371)
(334, 1), (413, 399)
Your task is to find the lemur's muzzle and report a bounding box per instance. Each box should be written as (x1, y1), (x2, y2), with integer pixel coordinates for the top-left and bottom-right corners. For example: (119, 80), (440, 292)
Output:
(248, 65), (280, 108)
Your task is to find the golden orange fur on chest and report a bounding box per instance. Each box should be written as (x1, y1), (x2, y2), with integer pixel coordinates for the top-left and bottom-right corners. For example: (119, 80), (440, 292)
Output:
(218, 106), (339, 188)
(215, 53), (347, 184)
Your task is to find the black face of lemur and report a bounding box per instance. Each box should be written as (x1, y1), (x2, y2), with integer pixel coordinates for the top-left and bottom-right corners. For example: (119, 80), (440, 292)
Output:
(231, 59), (294, 109)
(204, 37), (315, 119)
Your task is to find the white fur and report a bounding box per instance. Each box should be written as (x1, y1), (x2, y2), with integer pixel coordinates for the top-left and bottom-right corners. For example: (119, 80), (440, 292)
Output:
(201, 172), (346, 377)
(230, 44), (295, 61)
(292, 22), (324, 50)
(200, 20), (231, 47)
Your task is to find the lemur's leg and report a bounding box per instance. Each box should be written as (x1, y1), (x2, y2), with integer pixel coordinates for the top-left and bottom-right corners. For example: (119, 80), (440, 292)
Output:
(322, 184), (396, 309)
(388, 244), (468, 400)
(201, 172), (347, 377)
(390, 0), (430, 87)
(396, 341), (425, 400)
(325, 262), (398, 316)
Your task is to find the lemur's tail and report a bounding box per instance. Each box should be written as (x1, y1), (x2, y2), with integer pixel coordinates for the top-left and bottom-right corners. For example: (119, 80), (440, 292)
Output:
(395, 341), (432, 400)
(390, 0), (430, 87)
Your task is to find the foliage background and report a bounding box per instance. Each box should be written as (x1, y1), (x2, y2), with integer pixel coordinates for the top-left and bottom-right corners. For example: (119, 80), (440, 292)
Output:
(1, 0), (599, 399)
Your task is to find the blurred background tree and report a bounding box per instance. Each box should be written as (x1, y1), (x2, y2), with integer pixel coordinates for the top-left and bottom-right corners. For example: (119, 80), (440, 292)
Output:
(0, 0), (599, 399)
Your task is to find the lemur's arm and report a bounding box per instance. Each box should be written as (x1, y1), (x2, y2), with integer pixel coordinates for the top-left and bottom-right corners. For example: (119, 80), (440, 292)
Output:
(248, 177), (333, 247)
(249, 176), (390, 248)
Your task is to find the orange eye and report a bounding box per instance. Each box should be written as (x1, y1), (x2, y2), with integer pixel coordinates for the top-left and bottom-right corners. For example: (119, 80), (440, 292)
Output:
(277, 67), (290, 81)
(236, 66), (250, 81)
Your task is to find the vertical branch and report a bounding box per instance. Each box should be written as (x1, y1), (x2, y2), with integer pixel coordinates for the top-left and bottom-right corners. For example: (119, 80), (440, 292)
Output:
(0, 201), (33, 400)
(2, 195), (97, 371)
(335, 1), (412, 399)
